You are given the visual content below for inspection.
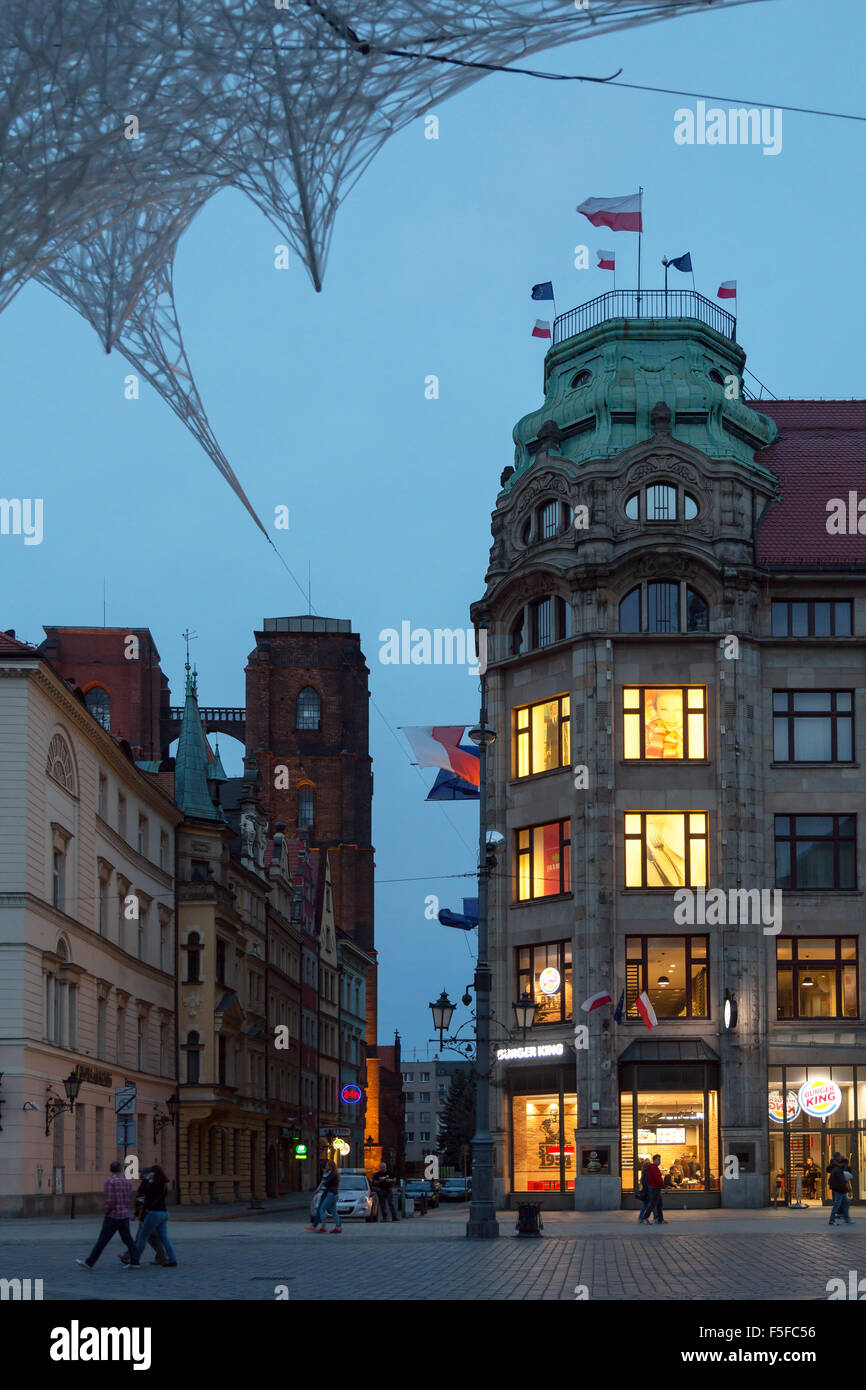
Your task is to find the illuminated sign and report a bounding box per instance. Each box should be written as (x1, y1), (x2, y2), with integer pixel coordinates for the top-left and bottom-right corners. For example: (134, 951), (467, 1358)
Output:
(333, 1138), (351, 1155)
(538, 967), (561, 996)
(294, 1142), (308, 1159)
(496, 1043), (564, 1062)
(656, 1127), (686, 1146)
(798, 1079), (842, 1120)
(768, 1090), (800, 1124)
(340, 1084), (363, 1105)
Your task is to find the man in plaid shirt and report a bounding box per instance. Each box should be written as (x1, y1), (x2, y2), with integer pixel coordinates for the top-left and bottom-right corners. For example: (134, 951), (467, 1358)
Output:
(76, 1161), (141, 1269)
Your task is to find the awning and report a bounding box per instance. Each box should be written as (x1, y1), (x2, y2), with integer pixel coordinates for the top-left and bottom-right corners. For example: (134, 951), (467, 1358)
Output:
(619, 1039), (719, 1064)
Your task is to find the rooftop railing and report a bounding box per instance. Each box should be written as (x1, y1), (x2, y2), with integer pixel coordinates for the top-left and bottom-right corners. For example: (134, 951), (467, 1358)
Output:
(553, 289), (736, 344)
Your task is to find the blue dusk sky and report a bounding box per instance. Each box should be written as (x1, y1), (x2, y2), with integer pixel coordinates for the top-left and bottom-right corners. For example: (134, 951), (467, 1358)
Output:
(1, 0), (864, 1058)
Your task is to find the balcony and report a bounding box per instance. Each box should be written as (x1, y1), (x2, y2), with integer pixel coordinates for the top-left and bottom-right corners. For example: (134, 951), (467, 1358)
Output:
(553, 290), (736, 345)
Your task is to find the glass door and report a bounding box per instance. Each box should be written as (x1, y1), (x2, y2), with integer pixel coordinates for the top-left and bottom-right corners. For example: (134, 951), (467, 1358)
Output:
(824, 1132), (857, 1202)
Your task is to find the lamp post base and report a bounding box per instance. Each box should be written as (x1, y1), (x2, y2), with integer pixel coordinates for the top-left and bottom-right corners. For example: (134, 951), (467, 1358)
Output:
(466, 1204), (500, 1239)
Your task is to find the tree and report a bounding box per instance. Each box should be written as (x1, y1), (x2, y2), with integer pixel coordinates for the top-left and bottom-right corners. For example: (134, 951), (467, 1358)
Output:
(438, 1069), (476, 1174)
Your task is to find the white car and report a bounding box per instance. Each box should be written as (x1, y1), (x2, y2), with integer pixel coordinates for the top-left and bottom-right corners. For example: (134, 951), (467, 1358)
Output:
(310, 1173), (379, 1222)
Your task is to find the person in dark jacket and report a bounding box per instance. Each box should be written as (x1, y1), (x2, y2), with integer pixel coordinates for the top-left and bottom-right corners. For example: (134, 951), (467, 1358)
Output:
(638, 1155), (666, 1224)
(373, 1163), (398, 1222)
(121, 1165), (177, 1266)
(827, 1152), (854, 1226)
(314, 1160), (342, 1233)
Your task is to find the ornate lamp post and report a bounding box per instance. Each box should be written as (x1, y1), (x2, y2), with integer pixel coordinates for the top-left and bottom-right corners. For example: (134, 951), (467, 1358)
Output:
(429, 991), (456, 1049)
(512, 990), (538, 1041)
(153, 1091), (179, 1144)
(45, 1071), (82, 1135)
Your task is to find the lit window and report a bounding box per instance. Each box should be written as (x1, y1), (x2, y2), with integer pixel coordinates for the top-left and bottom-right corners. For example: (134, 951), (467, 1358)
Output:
(516, 820), (571, 900)
(514, 695), (570, 777)
(516, 940), (572, 1023)
(622, 687), (706, 760)
(776, 937), (858, 1019)
(625, 936), (709, 1019)
(624, 812), (708, 888)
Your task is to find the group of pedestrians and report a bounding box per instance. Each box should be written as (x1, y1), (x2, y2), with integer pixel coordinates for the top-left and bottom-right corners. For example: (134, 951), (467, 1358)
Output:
(306, 1160), (401, 1233)
(637, 1154), (667, 1225)
(76, 1161), (178, 1270)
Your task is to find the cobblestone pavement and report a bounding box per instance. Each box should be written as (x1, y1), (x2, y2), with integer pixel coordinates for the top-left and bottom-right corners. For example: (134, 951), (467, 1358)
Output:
(2, 1207), (865, 1301)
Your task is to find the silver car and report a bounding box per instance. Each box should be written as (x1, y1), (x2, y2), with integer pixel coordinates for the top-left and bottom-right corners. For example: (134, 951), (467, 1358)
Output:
(311, 1172), (379, 1222)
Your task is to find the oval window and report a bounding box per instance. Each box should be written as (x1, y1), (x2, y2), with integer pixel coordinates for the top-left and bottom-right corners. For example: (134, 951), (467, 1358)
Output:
(684, 493), (698, 520)
(709, 369), (725, 385)
(625, 493), (639, 521)
(571, 369), (592, 389)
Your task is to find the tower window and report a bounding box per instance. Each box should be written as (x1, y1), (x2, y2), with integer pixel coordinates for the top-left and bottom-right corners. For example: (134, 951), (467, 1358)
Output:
(296, 687), (321, 731)
(646, 484), (676, 522)
(298, 786), (315, 829)
(85, 686), (111, 731)
(571, 370), (592, 389)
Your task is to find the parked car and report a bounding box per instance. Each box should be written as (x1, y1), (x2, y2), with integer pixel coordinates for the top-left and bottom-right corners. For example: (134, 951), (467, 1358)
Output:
(404, 1179), (440, 1210)
(309, 1172), (379, 1222)
(438, 1177), (471, 1202)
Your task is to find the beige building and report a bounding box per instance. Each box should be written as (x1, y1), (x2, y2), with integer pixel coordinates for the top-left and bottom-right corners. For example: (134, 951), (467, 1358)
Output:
(0, 631), (181, 1215)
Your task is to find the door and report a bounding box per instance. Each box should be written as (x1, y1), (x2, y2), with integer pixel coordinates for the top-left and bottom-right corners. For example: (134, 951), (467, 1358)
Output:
(824, 1132), (857, 1203)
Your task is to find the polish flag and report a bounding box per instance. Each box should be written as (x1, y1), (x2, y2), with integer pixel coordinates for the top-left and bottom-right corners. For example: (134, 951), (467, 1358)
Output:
(532, 319), (552, 339)
(635, 992), (658, 1029)
(577, 193), (642, 232)
(597, 250), (616, 271)
(717, 280), (737, 299)
(581, 991), (613, 1013)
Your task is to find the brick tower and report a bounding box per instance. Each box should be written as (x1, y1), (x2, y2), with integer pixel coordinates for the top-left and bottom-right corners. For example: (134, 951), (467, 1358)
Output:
(39, 626), (167, 760)
(244, 617), (379, 1137)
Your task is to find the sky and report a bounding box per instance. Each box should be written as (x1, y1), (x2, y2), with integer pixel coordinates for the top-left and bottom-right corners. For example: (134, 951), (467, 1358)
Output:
(1, 0), (865, 1060)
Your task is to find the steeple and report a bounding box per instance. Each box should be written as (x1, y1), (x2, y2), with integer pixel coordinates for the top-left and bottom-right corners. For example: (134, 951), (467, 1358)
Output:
(174, 665), (221, 821)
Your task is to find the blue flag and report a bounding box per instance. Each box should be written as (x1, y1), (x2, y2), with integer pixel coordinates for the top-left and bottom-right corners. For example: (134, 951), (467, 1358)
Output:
(668, 252), (692, 273)
(531, 281), (554, 300)
(612, 989), (625, 1024)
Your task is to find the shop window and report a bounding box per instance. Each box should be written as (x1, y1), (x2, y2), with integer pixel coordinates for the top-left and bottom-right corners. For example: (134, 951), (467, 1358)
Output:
(515, 820), (571, 900)
(514, 694), (571, 777)
(624, 812), (708, 888)
(515, 940), (572, 1023)
(512, 1092), (578, 1192)
(774, 814), (856, 890)
(622, 686), (706, 760)
(619, 581), (708, 634)
(776, 937), (858, 1019)
(771, 599), (852, 638)
(772, 690), (854, 763)
(625, 936), (709, 1019)
(628, 1090), (718, 1192)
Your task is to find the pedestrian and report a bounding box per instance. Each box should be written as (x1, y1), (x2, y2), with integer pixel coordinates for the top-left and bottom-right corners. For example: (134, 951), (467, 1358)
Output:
(306, 1168), (328, 1231)
(638, 1153), (666, 1225)
(309, 1160), (341, 1234)
(637, 1162), (650, 1222)
(373, 1162), (397, 1222)
(827, 1151), (854, 1226)
(76, 1161), (141, 1270)
(120, 1164), (178, 1266)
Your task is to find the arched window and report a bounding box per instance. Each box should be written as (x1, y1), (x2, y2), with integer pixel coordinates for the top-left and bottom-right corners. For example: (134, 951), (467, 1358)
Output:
(298, 786), (315, 830)
(531, 595), (570, 648)
(646, 484), (676, 522)
(296, 687), (321, 731)
(619, 582), (709, 634)
(46, 733), (76, 793)
(85, 686), (111, 731)
(185, 932), (201, 983)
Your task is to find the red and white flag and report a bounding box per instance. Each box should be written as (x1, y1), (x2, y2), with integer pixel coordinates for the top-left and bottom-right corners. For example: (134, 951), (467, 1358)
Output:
(577, 193), (642, 232)
(717, 280), (737, 299)
(532, 318), (552, 339)
(597, 249), (616, 271)
(635, 991), (658, 1029)
(581, 991), (613, 1014)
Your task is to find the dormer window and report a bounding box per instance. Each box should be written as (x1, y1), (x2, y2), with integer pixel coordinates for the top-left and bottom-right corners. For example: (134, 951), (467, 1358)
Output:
(625, 485), (699, 524)
(521, 499), (569, 546)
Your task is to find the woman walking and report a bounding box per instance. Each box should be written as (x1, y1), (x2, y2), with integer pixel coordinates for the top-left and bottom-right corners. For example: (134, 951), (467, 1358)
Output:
(121, 1164), (178, 1266)
(827, 1151), (854, 1226)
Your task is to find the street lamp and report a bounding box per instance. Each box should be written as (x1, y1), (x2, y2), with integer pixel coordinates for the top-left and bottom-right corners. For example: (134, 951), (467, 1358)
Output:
(512, 990), (537, 1040)
(429, 991), (456, 1049)
(153, 1091), (179, 1144)
(45, 1070), (82, 1135)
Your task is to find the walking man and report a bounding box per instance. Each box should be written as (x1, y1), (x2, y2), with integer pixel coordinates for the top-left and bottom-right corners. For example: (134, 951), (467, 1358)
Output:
(639, 1154), (666, 1225)
(373, 1162), (398, 1222)
(827, 1151), (854, 1226)
(76, 1161), (140, 1269)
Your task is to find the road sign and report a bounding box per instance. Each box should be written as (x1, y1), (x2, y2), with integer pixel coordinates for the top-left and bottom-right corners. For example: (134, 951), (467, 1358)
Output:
(115, 1084), (136, 1117)
(116, 1117), (136, 1148)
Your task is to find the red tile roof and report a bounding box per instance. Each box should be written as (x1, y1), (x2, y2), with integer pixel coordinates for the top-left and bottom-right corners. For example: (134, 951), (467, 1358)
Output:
(0, 629), (39, 655)
(752, 401), (866, 567)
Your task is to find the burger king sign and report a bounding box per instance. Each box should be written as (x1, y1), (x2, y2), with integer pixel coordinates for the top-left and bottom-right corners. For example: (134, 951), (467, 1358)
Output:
(798, 1079), (843, 1120)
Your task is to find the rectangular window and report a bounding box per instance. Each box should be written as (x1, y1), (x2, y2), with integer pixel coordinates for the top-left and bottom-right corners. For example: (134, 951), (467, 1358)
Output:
(624, 812), (708, 888)
(216, 939), (227, 985)
(775, 814), (856, 890)
(98, 774), (108, 818)
(771, 599), (853, 637)
(625, 936), (709, 1019)
(98, 874), (110, 936)
(116, 1007), (125, 1065)
(514, 694), (571, 778)
(540, 500), (559, 539)
(138, 815), (148, 857)
(512, 1091), (578, 1193)
(74, 1105), (86, 1172)
(52, 849), (66, 911)
(776, 937), (858, 1019)
(97, 995), (106, 1059)
(623, 686), (706, 760)
(772, 690), (854, 763)
(516, 820), (571, 900)
(117, 793), (127, 839)
(160, 831), (170, 871)
(516, 940), (573, 1024)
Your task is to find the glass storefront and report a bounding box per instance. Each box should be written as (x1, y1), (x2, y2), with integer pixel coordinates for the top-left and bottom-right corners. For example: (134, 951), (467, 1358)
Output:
(620, 1062), (720, 1196)
(768, 1065), (865, 1204)
(510, 1067), (577, 1193)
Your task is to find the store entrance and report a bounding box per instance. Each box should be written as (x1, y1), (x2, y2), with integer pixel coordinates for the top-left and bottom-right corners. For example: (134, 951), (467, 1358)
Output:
(825, 1133), (858, 1203)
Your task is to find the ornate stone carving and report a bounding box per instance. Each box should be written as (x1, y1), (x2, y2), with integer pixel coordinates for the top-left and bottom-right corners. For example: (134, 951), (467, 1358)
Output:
(513, 470), (572, 518)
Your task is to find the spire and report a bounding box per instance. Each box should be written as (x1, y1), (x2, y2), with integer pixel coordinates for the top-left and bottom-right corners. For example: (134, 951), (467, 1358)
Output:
(174, 666), (221, 821)
(207, 736), (228, 784)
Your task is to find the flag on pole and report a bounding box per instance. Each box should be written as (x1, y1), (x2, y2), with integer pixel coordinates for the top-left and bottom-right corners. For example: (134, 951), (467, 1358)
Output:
(717, 280), (737, 299)
(581, 991), (613, 1014)
(401, 726), (480, 787)
(531, 281), (554, 301)
(596, 250), (615, 271)
(532, 319), (552, 339)
(635, 991), (659, 1029)
(577, 193), (642, 232)
(612, 989), (625, 1024)
(669, 252), (692, 273)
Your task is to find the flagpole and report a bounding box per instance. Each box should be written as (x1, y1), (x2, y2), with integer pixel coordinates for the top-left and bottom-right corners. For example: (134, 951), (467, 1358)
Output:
(637, 185), (643, 317)
(662, 256), (668, 316)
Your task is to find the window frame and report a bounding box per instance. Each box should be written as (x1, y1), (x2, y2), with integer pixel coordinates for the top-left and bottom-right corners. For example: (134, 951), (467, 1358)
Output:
(625, 934), (710, 1019)
(772, 689), (854, 764)
(775, 936), (859, 1020)
(771, 599), (853, 638)
(513, 693), (571, 778)
(619, 580), (709, 634)
(774, 814), (857, 891)
(515, 819), (572, 901)
(622, 685), (707, 761)
(624, 811), (709, 889)
(515, 939), (573, 1024)
(296, 686), (321, 731)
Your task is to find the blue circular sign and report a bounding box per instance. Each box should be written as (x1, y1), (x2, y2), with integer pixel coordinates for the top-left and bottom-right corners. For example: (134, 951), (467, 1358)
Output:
(341, 1084), (363, 1105)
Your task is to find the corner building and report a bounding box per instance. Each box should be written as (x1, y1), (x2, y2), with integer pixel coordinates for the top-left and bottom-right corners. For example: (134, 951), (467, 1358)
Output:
(471, 290), (866, 1212)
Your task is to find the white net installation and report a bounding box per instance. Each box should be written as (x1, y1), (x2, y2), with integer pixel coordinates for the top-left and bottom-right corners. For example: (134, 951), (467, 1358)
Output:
(0, 0), (759, 533)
